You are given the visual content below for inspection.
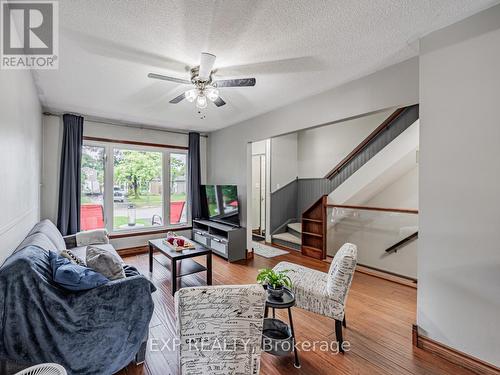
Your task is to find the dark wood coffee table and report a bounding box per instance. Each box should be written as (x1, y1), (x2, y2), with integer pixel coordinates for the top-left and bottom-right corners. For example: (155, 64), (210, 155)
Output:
(148, 238), (212, 296)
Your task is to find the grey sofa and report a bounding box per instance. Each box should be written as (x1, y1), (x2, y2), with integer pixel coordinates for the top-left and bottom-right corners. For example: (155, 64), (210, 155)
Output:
(0, 219), (154, 375)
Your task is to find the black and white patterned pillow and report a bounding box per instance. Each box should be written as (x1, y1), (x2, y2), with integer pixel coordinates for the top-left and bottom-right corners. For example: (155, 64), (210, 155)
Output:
(60, 249), (85, 266)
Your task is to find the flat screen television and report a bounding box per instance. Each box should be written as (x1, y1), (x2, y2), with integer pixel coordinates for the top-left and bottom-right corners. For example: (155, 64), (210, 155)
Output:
(200, 185), (240, 227)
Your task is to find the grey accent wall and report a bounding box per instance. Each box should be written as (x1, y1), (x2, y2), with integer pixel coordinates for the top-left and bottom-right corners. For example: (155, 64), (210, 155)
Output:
(270, 105), (419, 232)
(269, 179), (298, 233)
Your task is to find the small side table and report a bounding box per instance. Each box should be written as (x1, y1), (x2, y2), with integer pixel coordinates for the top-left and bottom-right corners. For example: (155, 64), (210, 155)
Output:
(264, 288), (300, 368)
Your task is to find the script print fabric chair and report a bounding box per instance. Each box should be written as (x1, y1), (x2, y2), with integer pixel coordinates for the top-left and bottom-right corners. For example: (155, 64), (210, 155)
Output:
(175, 284), (266, 374)
(273, 243), (357, 352)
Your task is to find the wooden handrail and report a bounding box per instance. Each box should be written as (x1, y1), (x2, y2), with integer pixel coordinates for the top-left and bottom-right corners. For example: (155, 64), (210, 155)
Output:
(327, 204), (418, 214)
(324, 107), (407, 180)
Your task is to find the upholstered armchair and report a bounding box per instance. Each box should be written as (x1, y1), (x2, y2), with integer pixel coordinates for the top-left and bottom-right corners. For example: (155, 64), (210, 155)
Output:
(175, 284), (266, 374)
(273, 243), (357, 352)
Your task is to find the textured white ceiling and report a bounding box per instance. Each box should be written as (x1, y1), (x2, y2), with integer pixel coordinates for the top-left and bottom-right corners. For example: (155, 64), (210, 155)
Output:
(34, 0), (497, 132)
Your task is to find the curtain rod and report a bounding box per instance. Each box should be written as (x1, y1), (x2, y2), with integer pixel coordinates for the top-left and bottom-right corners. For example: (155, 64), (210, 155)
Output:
(42, 111), (208, 138)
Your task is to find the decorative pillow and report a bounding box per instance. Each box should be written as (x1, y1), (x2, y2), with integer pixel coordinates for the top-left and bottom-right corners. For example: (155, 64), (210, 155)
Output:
(86, 246), (126, 280)
(76, 229), (109, 247)
(48, 251), (108, 291)
(60, 249), (85, 266)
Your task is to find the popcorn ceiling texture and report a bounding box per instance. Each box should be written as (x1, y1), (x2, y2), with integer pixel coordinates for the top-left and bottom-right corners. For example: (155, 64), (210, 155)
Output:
(35, 0), (496, 131)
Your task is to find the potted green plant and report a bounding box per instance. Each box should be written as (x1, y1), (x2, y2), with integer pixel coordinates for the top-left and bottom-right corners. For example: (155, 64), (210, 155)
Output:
(256, 268), (293, 299)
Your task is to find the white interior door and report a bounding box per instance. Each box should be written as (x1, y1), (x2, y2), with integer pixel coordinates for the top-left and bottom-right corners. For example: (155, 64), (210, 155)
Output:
(259, 155), (266, 234)
(251, 155), (261, 231)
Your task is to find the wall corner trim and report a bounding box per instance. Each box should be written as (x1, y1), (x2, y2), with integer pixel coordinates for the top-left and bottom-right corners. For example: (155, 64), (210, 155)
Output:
(412, 324), (500, 375)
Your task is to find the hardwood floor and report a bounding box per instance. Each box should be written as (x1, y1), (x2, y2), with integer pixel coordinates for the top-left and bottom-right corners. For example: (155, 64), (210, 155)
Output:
(117, 250), (474, 375)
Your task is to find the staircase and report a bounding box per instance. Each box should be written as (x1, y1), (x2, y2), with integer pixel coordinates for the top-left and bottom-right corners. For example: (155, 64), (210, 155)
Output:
(269, 104), (419, 259)
(271, 222), (301, 251)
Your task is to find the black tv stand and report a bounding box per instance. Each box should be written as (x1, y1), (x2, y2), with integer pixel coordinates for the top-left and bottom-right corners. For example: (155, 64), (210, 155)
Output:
(192, 219), (246, 262)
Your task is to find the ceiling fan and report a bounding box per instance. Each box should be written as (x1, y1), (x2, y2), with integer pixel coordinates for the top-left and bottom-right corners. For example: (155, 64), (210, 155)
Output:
(148, 52), (256, 109)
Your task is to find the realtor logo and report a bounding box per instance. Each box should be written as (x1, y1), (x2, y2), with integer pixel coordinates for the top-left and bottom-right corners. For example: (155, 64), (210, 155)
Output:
(1, 0), (58, 69)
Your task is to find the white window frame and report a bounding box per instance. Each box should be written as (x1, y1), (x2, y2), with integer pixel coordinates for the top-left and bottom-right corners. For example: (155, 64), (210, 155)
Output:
(82, 140), (190, 235)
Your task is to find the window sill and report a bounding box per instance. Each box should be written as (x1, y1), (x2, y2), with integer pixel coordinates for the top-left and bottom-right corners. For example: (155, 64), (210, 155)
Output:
(109, 225), (192, 239)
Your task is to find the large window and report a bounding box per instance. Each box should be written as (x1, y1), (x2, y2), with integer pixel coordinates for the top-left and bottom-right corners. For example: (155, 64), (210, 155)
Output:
(80, 141), (188, 233)
(170, 153), (187, 224)
(113, 148), (163, 230)
(80, 145), (105, 231)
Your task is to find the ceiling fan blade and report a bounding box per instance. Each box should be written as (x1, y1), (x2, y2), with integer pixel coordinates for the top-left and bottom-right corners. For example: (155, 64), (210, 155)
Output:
(198, 52), (216, 81)
(64, 28), (189, 72)
(169, 93), (186, 104)
(148, 73), (191, 85)
(214, 78), (256, 88)
(213, 97), (226, 107)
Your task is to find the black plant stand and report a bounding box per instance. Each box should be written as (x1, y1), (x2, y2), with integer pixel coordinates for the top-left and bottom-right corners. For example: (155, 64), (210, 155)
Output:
(264, 289), (301, 368)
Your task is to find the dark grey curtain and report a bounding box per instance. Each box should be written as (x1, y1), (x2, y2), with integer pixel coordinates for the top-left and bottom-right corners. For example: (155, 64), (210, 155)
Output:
(188, 132), (202, 220)
(57, 114), (84, 235)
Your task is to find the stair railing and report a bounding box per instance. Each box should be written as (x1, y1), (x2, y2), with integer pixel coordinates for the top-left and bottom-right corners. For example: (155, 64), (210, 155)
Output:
(385, 231), (418, 254)
(326, 204), (419, 278)
(324, 107), (409, 180)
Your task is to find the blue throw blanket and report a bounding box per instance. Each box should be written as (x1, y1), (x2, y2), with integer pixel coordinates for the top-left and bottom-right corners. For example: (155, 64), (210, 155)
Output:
(0, 246), (155, 375)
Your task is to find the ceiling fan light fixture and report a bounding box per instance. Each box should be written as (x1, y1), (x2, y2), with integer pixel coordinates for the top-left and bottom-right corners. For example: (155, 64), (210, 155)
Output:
(150, 51), (255, 109)
(206, 87), (219, 102)
(196, 94), (208, 109)
(198, 52), (216, 81)
(185, 89), (197, 102)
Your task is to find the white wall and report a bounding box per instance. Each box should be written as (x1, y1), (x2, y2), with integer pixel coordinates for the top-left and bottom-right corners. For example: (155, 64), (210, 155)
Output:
(208, 57), (419, 251)
(41, 116), (63, 224)
(418, 4), (500, 366)
(270, 133), (298, 192)
(297, 109), (393, 178)
(41, 115), (208, 249)
(365, 166), (418, 209)
(0, 70), (42, 265)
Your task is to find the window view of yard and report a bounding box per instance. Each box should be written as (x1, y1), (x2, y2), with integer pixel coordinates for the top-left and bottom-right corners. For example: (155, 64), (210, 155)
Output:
(170, 153), (187, 225)
(80, 145), (187, 232)
(113, 149), (164, 230)
(81, 146), (105, 230)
